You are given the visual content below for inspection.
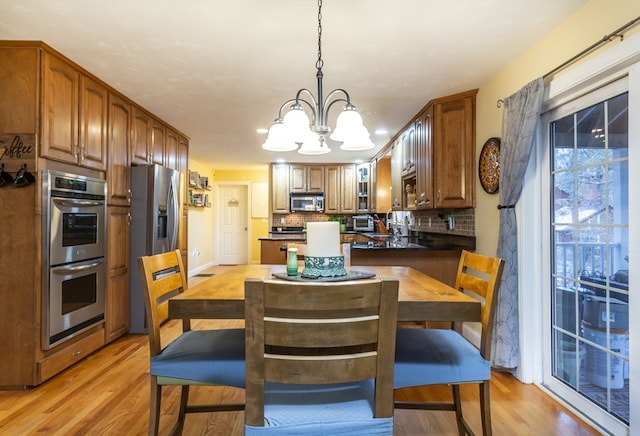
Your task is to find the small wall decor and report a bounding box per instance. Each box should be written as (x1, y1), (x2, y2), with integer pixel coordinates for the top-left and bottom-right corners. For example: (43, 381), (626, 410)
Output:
(479, 137), (500, 194)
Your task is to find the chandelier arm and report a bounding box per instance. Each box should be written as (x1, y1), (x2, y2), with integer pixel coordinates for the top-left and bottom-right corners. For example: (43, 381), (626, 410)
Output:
(276, 98), (299, 119)
(263, 0), (371, 153)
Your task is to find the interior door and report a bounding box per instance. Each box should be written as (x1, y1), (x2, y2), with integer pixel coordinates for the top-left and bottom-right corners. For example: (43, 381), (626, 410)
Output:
(217, 184), (248, 265)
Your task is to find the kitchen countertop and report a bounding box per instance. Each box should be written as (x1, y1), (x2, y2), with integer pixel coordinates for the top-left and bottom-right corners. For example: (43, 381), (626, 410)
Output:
(260, 230), (475, 251)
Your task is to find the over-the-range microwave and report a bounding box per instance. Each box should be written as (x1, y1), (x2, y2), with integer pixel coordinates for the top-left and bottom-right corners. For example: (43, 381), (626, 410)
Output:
(290, 193), (324, 212)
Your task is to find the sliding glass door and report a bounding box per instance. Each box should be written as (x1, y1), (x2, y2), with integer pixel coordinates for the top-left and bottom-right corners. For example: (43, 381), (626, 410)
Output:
(548, 87), (629, 424)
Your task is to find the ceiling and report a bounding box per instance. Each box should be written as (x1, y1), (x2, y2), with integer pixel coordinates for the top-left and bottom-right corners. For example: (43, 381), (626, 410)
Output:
(0, 0), (589, 169)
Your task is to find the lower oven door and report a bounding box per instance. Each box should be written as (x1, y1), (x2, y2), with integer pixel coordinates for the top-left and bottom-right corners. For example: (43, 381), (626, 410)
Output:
(45, 257), (106, 349)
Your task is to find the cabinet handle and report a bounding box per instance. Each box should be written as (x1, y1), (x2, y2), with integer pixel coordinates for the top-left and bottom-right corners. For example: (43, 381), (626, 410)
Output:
(74, 144), (80, 158)
(80, 143), (86, 161)
(127, 189), (132, 204)
(71, 349), (83, 356)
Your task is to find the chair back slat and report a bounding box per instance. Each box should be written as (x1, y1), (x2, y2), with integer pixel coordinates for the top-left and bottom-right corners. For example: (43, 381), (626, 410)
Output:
(245, 277), (399, 426)
(137, 249), (189, 356)
(453, 250), (504, 359)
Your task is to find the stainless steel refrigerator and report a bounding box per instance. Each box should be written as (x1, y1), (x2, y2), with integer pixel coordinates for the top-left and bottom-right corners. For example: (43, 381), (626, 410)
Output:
(129, 164), (180, 333)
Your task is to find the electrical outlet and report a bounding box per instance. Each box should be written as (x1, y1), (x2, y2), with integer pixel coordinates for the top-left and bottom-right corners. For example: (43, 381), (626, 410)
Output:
(280, 217), (285, 224)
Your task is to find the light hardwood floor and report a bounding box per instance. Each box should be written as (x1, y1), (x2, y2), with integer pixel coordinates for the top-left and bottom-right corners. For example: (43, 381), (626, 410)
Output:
(0, 267), (600, 435)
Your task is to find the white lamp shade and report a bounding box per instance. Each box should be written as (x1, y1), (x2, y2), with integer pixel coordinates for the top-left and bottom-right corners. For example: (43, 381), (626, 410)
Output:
(298, 133), (331, 155)
(262, 122), (298, 152)
(339, 125), (375, 151)
(330, 108), (364, 142)
(283, 107), (312, 143)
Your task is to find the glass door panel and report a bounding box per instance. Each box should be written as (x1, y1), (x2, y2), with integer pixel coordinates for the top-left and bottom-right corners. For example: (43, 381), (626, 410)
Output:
(550, 92), (629, 424)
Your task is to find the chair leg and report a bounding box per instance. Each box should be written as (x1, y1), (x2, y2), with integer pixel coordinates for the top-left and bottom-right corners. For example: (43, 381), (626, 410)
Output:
(149, 377), (161, 436)
(170, 385), (189, 436)
(479, 381), (492, 436)
(452, 384), (466, 436)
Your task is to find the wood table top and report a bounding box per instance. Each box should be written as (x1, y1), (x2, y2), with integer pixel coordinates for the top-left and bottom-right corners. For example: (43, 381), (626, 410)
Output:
(169, 264), (480, 323)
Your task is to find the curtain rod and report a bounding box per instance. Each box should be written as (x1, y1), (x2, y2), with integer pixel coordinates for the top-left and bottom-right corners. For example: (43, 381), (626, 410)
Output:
(497, 16), (640, 108)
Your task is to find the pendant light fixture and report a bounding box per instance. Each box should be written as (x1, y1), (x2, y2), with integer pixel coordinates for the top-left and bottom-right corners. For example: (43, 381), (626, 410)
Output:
(261, 0), (374, 155)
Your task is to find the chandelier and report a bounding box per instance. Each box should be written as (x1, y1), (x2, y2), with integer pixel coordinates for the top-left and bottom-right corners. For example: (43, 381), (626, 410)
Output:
(262, 0), (374, 155)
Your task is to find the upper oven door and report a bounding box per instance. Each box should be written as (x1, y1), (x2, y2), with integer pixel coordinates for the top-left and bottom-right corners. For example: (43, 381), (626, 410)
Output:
(49, 195), (106, 265)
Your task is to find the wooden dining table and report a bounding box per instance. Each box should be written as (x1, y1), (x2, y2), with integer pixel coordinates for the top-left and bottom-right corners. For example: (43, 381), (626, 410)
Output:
(169, 264), (480, 323)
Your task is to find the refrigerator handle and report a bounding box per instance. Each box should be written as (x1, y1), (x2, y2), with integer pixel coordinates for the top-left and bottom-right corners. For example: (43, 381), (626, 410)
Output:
(167, 173), (179, 251)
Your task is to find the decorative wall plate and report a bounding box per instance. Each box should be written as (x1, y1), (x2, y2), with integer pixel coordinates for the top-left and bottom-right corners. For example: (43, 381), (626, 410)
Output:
(479, 137), (500, 194)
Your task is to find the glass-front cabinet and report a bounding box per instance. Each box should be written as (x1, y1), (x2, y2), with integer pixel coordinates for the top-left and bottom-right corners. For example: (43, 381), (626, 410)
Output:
(357, 163), (369, 213)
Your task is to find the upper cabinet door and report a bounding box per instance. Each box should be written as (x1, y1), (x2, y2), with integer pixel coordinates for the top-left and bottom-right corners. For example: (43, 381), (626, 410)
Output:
(290, 164), (324, 193)
(433, 94), (475, 209)
(390, 138), (403, 210)
(271, 164), (290, 214)
(415, 106), (433, 209)
(151, 119), (165, 165)
(42, 53), (107, 171)
(78, 75), (108, 171)
(42, 53), (79, 163)
(107, 93), (131, 206)
(164, 127), (179, 170)
(131, 106), (152, 165)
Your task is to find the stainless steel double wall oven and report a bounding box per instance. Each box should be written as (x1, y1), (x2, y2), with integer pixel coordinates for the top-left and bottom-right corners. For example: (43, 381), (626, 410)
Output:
(42, 171), (107, 349)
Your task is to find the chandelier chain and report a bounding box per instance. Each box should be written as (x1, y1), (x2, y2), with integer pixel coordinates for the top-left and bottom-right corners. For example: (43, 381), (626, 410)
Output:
(316, 0), (323, 71)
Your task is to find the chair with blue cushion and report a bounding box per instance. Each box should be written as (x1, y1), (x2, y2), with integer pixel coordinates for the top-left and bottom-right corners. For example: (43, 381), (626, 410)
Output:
(394, 250), (504, 436)
(244, 277), (399, 435)
(137, 249), (245, 435)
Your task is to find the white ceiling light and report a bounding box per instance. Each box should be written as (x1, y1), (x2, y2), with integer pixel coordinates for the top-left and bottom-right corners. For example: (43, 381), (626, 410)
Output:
(261, 0), (373, 155)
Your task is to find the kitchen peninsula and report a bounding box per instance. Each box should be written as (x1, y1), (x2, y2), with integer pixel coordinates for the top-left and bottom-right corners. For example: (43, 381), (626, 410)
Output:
(260, 229), (475, 286)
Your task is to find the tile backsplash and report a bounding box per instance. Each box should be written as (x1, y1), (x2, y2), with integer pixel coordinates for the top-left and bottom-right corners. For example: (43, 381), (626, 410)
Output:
(272, 208), (475, 236)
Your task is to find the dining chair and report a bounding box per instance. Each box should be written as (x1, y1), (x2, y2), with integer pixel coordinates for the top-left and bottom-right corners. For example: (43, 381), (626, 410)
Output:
(394, 250), (505, 436)
(137, 249), (245, 436)
(244, 277), (399, 435)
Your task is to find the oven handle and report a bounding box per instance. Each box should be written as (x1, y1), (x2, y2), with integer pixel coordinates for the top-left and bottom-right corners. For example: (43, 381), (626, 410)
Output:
(51, 258), (104, 274)
(52, 198), (104, 208)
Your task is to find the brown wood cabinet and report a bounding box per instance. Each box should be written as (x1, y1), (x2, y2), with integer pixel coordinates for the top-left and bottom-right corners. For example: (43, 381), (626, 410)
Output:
(271, 163), (290, 213)
(324, 164), (356, 214)
(290, 164), (324, 193)
(375, 89), (476, 211)
(0, 41), (189, 388)
(415, 106), (433, 209)
(402, 122), (416, 175)
(42, 52), (108, 171)
(390, 138), (403, 210)
(131, 106), (152, 165)
(165, 127), (179, 170)
(107, 93), (131, 206)
(371, 156), (391, 214)
(151, 118), (165, 165)
(432, 91), (476, 208)
(260, 239), (288, 264)
(106, 206), (130, 343)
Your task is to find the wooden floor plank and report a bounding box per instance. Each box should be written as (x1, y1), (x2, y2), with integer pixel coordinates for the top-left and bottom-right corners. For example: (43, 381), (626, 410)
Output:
(0, 266), (600, 435)
(0, 326), (599, 436)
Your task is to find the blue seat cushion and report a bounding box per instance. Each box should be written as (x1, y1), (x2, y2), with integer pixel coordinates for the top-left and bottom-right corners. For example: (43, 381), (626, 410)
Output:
(245, 380), (393, 435)
(394, 328), (490, 389)
(150, 328), (245, 388)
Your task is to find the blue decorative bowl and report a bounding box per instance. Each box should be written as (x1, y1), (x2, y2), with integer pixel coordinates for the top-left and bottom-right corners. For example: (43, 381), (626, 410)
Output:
(301, 255), (347, 278)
